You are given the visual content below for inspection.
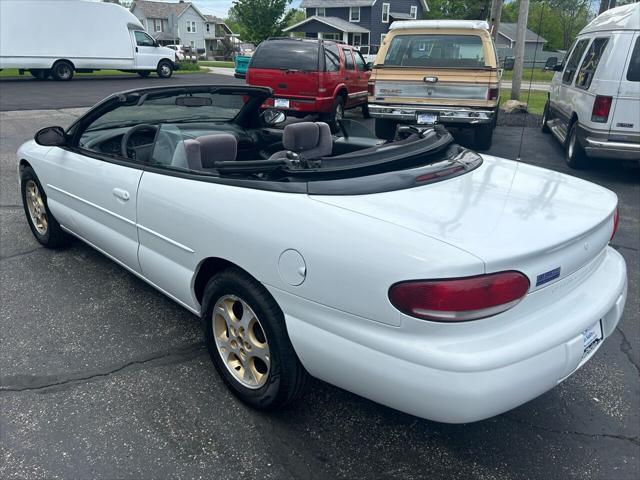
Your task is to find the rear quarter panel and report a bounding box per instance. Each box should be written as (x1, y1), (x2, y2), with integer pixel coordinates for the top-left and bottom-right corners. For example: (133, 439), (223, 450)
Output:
(135, 172), (484, 326)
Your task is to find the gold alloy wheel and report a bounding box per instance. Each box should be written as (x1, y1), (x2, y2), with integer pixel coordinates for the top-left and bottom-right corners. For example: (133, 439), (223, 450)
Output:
(25, 180), (48, 235)
(212, 295), (270, 389)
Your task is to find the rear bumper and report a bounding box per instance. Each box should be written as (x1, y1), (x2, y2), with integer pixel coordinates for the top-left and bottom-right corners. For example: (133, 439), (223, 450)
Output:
(234, 72), (246, 79)
(584, 136), (640, 161)
(368, 103), (496, 125)
(261, 96), (335, 115)
(269, 247), (627, 423)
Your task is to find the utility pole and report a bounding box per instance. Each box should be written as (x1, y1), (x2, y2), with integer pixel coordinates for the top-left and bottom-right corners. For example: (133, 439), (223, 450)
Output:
(511, 0), (530, 100)
(489, 0), (503, 40)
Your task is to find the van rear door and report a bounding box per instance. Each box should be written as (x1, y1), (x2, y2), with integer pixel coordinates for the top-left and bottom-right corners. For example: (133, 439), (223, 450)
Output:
(247, 40), (319, 99)
(609, 33), (640, 142)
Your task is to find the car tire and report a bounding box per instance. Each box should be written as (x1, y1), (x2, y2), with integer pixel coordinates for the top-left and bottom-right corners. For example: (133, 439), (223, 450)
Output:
(375, 118), (398, 141)
(565, 121), (589, 169)
(324, 96), (345, 133)
(50, 61), (74, 81)
(541, 101), (551, 133)
(137, 71), (151, 78)
(473, 124), (494, 151)
(20, 166), (71, 249)
(202, 267), (308, 410)
(30, 69), (50, 80)
(362, 102), (371, 119)
(157, 60), (173, 79)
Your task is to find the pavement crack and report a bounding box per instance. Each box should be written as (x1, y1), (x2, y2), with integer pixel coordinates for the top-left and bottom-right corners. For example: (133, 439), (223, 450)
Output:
(616, 326), (640, 375)
(503, 416), (639, 446)
(0, 246), (43, 261)
(0, 343), (207, 393)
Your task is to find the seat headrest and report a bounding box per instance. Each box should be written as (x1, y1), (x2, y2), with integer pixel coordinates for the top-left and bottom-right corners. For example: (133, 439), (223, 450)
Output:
(282, 122), (332, 159)
(197, 133), (237, 168)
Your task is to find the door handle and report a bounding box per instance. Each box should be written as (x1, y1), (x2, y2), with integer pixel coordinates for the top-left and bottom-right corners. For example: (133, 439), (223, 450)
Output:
(112, 188), (130, 201)
(136, 47), (139, 52)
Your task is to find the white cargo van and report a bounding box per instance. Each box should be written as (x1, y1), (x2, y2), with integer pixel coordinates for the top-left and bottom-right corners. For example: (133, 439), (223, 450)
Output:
(0, 0), (177, 81)
(543, 2), (640, 167)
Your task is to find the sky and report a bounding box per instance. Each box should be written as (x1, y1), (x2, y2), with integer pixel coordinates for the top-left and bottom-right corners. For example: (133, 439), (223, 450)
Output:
(141, 0), (302, 18)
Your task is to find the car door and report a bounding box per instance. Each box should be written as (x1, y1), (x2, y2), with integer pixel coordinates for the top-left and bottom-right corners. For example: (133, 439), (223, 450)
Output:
(341, 47), (358, 107)
(43, 128), (143, 274)
(132, 30), (159, 69)
(352, 49), (370, 106)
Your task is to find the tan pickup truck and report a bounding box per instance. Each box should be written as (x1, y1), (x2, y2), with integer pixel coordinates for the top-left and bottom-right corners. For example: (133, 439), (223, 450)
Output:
(368, 20), (500, 150)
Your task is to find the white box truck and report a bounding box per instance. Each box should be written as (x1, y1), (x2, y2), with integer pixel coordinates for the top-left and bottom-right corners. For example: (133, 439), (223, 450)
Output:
(0, 0), (177, 80)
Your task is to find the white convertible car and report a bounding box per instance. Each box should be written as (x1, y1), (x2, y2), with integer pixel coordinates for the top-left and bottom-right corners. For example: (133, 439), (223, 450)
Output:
(18, 85), (627, 423)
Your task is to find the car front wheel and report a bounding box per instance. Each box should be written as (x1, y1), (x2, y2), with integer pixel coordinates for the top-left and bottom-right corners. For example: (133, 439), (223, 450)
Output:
(20, 166), (71, 248)
(541, 101), (551, 133)
(202, 267), (308, 409)
(157, 60), (173, 79)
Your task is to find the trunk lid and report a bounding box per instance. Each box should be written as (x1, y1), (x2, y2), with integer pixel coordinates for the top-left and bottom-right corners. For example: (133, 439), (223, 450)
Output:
(310, 155), (617, 291)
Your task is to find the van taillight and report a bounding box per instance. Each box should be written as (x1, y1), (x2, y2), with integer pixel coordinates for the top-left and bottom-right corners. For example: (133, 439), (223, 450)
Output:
(611, 208), (619, 242)
(389, 271), (530, 322)
(368, 82), (375, 96)
(488, 87), (499, 101)
(591, 96), (612, 123)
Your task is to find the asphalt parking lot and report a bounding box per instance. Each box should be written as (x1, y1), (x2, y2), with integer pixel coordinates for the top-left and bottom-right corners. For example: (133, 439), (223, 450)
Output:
(1, 74), (639, 480)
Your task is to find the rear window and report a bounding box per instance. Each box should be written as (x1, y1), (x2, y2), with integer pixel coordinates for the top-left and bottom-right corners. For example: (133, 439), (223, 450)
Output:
(251, 41), (319, 71)
(383, 34), (486, 68)
(627, 37), (640, 82)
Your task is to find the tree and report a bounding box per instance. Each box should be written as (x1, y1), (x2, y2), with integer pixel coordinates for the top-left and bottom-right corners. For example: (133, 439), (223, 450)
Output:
(229, 0), (294, 45)
(425, 0), (491, 19)
(502, 0), (591, 51)
(286, 9), (307, 37)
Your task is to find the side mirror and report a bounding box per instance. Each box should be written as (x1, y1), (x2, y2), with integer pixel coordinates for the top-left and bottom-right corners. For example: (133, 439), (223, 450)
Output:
(366, 62), (374, 71)
(34, 126), (67, 147)
(261, 109), (286, 126)
(553, 64), (563, 72)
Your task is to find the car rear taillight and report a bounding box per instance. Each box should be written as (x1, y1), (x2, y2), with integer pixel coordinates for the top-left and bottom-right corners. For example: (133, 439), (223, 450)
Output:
(611, 208), (619, 242)
(591, 95), (612, 123)
(368, 82), (375, 96)
(487, 87), (499, 101)
(389, 271), (530, 322)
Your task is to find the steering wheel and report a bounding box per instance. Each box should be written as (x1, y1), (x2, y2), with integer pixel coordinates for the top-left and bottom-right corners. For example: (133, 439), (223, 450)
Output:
(121, 124), (159, 160)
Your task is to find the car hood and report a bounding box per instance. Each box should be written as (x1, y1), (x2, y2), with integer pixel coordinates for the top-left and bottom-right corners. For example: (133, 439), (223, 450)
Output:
(310, 155), (617, 291)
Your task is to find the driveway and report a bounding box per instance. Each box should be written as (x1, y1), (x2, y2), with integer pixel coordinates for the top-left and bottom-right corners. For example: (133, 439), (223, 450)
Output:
(0, 72), (236, 111)
(0, 102), (638, 479)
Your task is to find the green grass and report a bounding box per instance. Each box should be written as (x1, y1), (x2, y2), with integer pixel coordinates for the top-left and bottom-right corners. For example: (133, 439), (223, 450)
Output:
(500, 90), (547, 115)
(501, 68), (554, 82)
(199, 61), (235, 68)
(0, 67), (204, 79)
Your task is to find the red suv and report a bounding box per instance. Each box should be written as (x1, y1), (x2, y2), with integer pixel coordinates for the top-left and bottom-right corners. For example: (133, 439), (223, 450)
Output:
(246, 38), (371, 130)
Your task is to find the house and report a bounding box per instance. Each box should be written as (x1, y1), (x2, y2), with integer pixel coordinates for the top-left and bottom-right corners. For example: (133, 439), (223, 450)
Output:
(283, 1), (429, 55)
(496, 23), (548, 65)
(203, 15), (237, 59)
(130, 0), (235, 59)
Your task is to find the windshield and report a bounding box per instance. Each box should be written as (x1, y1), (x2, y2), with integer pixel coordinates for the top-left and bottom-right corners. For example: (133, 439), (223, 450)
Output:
(383, 34), (486, 68)
(250, 41), (319, 71)
(86, 92), (247, 131)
